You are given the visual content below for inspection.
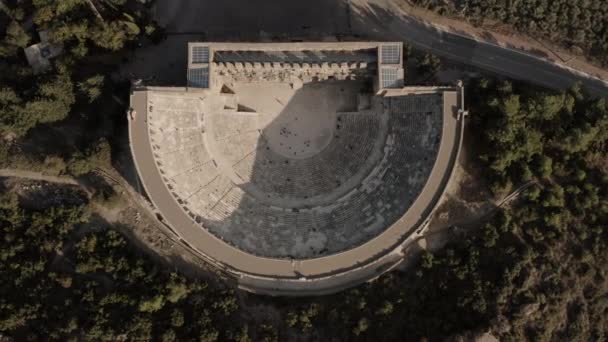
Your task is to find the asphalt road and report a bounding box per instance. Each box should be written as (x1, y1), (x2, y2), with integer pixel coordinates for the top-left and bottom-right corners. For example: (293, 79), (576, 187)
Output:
(349, 0), (608, 96)
(154, 0), (608, 96)
(155, 0), (350, 38)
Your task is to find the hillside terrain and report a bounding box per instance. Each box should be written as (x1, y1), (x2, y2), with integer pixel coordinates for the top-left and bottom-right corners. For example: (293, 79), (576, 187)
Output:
(1, 1), (608, 341)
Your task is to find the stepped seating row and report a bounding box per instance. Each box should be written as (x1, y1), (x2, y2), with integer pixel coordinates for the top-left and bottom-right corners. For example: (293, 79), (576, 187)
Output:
(215, 130), (262, 165)
(148, 96), (202, 129)
(206, 113), (262, 141)
(153, 145), (211, 179)
(149, 110), (200, 130)
(148, 95), (201, 112)
(190, 97), (441, 257)
(167, 162), (218, 198)
(147, 92), (444, 258)
(390, 94), (441, 114)
(229, 112), (381, 198)
(150, 127), (203, 153)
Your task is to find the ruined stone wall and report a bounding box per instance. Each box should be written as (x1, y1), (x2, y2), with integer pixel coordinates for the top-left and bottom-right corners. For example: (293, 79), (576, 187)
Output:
(212, 61), (374, 83)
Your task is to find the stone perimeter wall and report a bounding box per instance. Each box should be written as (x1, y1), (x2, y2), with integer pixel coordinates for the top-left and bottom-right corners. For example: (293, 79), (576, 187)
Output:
(129, 72), (465, 295)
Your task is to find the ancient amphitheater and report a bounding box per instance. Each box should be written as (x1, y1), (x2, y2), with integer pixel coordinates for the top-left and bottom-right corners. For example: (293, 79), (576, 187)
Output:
(129, 42), (465, 295)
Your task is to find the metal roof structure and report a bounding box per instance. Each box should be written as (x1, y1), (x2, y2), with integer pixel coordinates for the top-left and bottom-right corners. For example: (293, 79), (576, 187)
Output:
(380, 44), (401, 65)
(191, 46), (210, 63)
(380, 67), (402, 88)
(187, 67), (210, 88)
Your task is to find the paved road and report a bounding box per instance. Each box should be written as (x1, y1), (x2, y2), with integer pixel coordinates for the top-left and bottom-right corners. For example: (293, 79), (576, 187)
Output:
(155, 0), (350, 38)
(153, 0), (608, 96)
(349, 0), (608, 96)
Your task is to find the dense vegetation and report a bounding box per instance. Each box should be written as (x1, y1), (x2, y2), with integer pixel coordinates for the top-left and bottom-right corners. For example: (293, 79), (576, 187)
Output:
(412, 0), (608, 66)
(0, 137), (112, 179)
(1, 78), (606, 341)
(1, 1), (607, 341)
(465, 78), (608, 340)
(472, 79), (608, 195)
(0, 0), (156, 138)
(271, 80), (608, 341)
(0, 192), (245, 341)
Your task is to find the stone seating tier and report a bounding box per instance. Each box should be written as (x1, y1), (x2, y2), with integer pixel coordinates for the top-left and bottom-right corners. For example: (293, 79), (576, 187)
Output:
(146, 92), (443, 258)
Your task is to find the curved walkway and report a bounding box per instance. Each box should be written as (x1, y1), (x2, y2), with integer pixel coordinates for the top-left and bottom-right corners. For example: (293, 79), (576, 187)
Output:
(129, 88), (464, 295)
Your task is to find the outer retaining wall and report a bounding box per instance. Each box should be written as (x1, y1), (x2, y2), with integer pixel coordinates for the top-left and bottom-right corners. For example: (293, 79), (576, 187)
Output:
(128, 86), (466, 296)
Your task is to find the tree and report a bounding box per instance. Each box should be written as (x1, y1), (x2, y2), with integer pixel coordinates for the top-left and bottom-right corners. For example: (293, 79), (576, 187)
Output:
(352, 317), (369, 336)
(535, 155), (553, 179)
(411, 0), (608, 66)
(0, 88), (23, 135)
(67, 138), (112, 176)
(376, 301), (394, 316)
(138, 295), (165, 313)
(92, 21), (139, 51)
(170, 309), (184, 327)
(0, 71), (76, 137)
(555, 124), (599, 153)
(42, 155), (67, 176)
(415, 53), (441, 76)
(165, 275), (191, 303)
(421, 251), (436, 268)
(0, 22), (27, 57)
(482, 223), (499, 247)
(78, 75), (104, 102)
(161, 329), (177, 342)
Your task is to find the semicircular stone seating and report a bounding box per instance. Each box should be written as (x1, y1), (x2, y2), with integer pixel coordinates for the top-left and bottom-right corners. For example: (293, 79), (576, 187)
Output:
(147, 91), (443, 259)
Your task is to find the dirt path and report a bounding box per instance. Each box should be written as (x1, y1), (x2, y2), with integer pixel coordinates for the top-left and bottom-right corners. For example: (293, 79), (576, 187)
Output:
(0, 167), (228, 282)
(397, 179), (536, 271)
(421, 180), (536, 241)
(0, 167), (157, 227)
(0, 168), (124, 222)
(0, 169), (79, 185)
